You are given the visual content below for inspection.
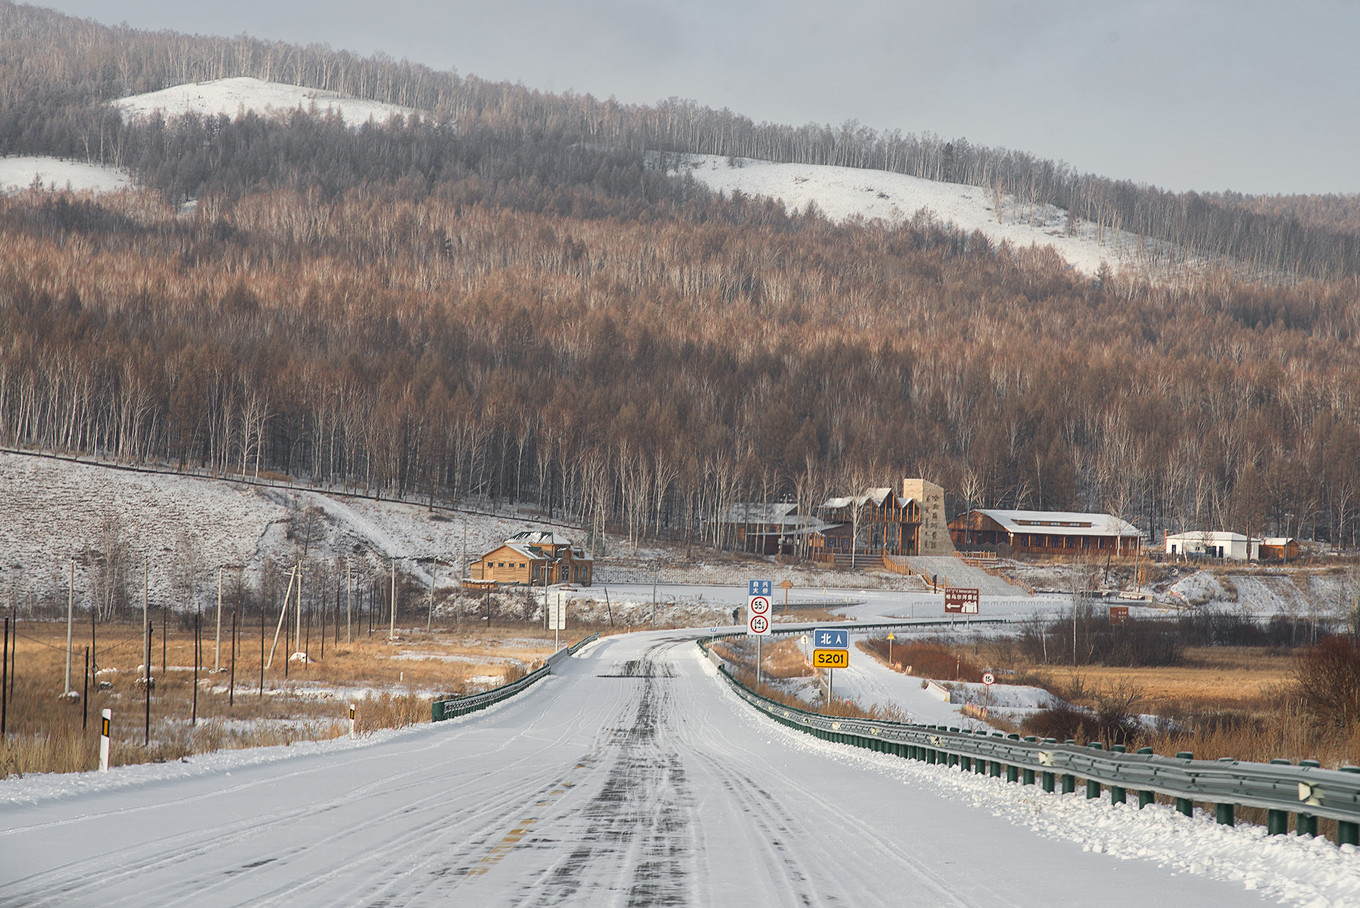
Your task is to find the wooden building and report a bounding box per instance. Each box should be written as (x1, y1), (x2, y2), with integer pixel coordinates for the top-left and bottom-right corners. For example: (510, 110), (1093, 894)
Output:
(1259, 537), (1300, 562)
(720, 502), (828, 556)
(950, 508), (1142, 556)
(811, 479), (954, 559)
(468, 531), (593, 587)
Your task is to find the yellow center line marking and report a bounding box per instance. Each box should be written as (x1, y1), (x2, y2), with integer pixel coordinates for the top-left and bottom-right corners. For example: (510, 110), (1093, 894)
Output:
(461, 759), (595, 881)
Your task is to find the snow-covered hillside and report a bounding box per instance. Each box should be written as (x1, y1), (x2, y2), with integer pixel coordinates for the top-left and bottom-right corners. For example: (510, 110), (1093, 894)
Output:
(113, 76), (416, 124)
(14, 76), (1167, 279)
(0, 452), (543, 608)
(0, 451), (906, 620)
(2, 78), (417, 197)
(0, 155), (131, 194)
(670, 154), (1153, 277)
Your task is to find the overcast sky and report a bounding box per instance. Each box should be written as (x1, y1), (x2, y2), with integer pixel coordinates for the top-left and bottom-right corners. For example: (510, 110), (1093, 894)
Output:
(37, 0), (1360, 195)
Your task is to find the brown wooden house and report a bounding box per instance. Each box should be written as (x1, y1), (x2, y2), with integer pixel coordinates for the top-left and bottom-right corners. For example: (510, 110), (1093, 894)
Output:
(468, 531), (593, 587)
(1258, 537), (1300, 562)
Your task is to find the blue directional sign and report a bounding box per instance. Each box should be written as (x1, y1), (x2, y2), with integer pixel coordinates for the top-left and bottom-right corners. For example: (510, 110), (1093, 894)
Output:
(814, 628), (849, 649)
(749, 579), (772, 597)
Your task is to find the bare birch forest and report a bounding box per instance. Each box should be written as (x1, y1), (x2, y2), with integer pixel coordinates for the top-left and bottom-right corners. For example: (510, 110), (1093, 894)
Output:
(2, 3), (1360, 551)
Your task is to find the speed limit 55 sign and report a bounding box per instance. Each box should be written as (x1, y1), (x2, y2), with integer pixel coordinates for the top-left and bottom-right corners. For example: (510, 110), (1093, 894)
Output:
(748, 579), (772, 635)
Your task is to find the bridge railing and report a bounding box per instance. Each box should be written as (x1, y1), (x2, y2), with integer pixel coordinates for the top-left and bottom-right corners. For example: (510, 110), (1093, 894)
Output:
(700, 639), (1360, 846)
(431, 632), (600, 721)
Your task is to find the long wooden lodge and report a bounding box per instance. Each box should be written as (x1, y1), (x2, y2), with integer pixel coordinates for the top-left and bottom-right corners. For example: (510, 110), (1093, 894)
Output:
(949, 508), (1142, 556)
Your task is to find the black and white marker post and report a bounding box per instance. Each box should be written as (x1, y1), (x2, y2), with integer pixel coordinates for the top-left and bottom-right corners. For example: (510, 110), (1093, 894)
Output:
(99, 708), (110, 772)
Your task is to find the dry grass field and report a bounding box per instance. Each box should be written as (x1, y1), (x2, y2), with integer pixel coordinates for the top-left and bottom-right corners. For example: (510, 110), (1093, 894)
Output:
(0, 614), (591, 778)
(847, 635), (1360, 768)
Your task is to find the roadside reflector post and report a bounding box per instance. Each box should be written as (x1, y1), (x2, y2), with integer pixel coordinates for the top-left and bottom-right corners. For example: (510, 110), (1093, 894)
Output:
(99, 708), (111, 772)
(349, 703), (357, 737)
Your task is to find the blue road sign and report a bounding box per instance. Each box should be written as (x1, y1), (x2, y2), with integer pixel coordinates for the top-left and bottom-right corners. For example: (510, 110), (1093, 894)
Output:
(814, 628), (849, 649)
(748, 579), (772, 597)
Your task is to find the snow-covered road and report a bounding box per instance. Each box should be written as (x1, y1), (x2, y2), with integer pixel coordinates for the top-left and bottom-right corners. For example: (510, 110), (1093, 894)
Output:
(0, 632), (1327, 906)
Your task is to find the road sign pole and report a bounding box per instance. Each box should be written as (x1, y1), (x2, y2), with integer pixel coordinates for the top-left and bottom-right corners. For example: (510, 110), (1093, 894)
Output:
(757, 636), (762, 686)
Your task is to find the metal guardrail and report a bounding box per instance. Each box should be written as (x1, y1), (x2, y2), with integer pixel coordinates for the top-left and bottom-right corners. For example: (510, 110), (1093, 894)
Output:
(431, 632), (600, 721)
(700, 639), (1360, 845)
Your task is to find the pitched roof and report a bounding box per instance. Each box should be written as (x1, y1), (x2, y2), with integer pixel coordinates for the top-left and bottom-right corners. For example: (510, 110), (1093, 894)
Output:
(508, 530), (573, 547)
(819, 489), (912, 511)
(975, 508), (1142, 538)
(722, 502), (799, 524)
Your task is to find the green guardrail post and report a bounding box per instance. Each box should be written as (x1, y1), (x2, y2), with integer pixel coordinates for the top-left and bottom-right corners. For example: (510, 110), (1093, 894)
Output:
(1298, 760), (1321, 837)
(1137, 748), (1155, 807)
(1109, 745), (1126, 804)
(1085, 742), (1103, 799)
(1297, 812), (1318, 837)
(1265, 763), (1289, 832)
(1174, 751), (1195, 816)
(1213, 757), (1237, 825)
(1338, 767), (1360, 845)
(1021, 738), (1036, 785)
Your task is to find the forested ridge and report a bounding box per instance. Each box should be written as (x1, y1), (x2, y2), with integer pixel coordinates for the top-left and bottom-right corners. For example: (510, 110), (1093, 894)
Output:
(2, 2), (1360, 552)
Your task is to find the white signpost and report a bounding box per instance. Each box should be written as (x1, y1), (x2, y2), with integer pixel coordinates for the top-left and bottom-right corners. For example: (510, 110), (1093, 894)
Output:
(748, 580), (772, 684)
(548, 591), (567, 649)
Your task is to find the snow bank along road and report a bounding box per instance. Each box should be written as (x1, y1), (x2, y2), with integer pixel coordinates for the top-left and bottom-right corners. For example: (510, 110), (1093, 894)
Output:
(1, 633), (1280, 906)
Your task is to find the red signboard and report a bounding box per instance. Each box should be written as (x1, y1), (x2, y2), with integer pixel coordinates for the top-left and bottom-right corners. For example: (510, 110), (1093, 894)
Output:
(944, 587), (980, 615)
(1108, 605), (1130, 624)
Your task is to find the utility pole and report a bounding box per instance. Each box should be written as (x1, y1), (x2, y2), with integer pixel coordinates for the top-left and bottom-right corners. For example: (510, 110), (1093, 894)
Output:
(389, 558), (397, 640)
(65, 559), (74, 696)
(215, 566), (223, 671)
(346, 561), (352, 645)
(143, 559), (150, 746)
(427, 568), (435, 633)
(295, 562), (303, 655)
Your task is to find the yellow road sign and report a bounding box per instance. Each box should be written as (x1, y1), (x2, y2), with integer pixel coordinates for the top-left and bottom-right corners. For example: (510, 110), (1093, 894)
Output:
(813, 648), (849, 668)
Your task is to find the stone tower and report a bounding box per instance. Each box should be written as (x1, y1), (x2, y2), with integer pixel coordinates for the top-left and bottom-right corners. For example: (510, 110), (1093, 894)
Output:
(902, 478), (955, 555)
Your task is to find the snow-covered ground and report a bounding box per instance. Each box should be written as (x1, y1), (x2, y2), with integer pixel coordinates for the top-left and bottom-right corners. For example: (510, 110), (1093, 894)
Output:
(0, 155), (132, 194)
(2, 632), (1354, 906)
(113, 76), (417, 124)
(669, 153), (1161, 277)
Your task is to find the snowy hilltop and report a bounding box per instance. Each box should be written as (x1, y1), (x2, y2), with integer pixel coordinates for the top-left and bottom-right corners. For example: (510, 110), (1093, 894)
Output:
(112, 76), (417, 124)
(668, 153), (1160, 277)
